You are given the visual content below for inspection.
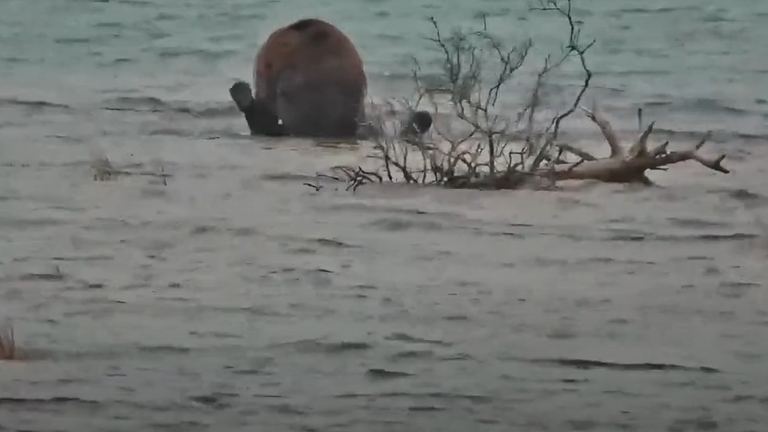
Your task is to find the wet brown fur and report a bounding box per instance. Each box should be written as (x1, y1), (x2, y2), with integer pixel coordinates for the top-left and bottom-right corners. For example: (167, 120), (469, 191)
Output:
(252, 18), (367, 137)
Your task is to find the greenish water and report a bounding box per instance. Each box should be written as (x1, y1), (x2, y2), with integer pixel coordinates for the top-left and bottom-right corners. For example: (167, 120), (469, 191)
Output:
(2, 0), (767, 135)
(1, 0), (768, 431)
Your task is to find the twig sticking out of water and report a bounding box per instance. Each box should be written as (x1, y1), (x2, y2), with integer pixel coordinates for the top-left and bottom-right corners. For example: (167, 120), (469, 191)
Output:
(322, 0), (596, 189)
(753, 215), (768, 258)
(0, 324), (17, 361)
(306, 167), (383, 192)
(90, 151), (172, 184)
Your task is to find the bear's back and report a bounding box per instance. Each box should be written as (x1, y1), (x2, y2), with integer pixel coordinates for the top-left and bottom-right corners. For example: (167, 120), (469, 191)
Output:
(252, 19), (367, 103)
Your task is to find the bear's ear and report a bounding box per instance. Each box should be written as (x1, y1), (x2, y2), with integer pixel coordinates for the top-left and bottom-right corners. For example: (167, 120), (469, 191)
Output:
(410, 110), (433, 134)
(402, 110), (433, 138)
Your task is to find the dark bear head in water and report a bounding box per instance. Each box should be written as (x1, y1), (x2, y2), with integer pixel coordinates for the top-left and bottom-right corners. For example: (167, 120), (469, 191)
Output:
(403, 110), (433, 137)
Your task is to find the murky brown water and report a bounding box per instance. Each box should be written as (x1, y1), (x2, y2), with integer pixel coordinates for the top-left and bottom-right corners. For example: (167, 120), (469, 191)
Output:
(1, 102), (768, 431)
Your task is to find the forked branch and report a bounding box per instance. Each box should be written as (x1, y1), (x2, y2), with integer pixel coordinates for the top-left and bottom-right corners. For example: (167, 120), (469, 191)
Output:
(541, 107), (729, 184)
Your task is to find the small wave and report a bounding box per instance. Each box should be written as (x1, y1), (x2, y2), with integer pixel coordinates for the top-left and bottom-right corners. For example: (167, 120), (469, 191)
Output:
(270, 339), (374, 354)
(51, 255), (115, 262)
(363, 217), (445, 232)
(607, 232), (756, 243)
(188, 225), (260, 237)
(716, 281), (761, 299)
(102, 96), (240, 118)
(148, 127), (195, 138)
(54, 37), (95, 45)
(701, 11), (738, 23)
(98, 57), (134, 66)
(188, 392), (238, 410)
(0, 265), (68, 283)
(650, 127), (767, 144)
(114, 0), (152, 4)
(366, 368), (413, 379)
(0, 216), (72, 229)
(526, 357), (720, 373)
(0, 397), (100, 406)
(263, 172), (330, 183)
(102, 95), (166, 112)
(136, 345), (193, 354)
(721, 188), (768, 209)
(208, 32), (247, 44)
(385, 332), (452, 346)
(154, 12), (180, 22)
(614, 6), (701, 15)
(0, 56), (33, 64)
(684, 97), (754, 116)
(0, 97), (71, 111)
(605, 69), (672, 77)
(408, 405), (446, 412)
(727, 395), (768, 405)
(93, 21), (122, 29)
(636, 97), (759, 122)
(391, 350), (435, 360)
(311, 237), (360, 249)
(666, 217), (731, 229)
(335, 391), (492, 403)
(154, 47), (239, 62)
(733, 131), (768, 143)
(318, 202), (459, 220)
(188, 331), (242, 340)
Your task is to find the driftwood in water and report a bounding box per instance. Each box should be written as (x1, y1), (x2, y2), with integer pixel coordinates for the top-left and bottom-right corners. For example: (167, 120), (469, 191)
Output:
(442, 105), (730, 190)
(325, 105), (730, 192)
(309, 1), (730, 192)
(541, 105), (729, 185)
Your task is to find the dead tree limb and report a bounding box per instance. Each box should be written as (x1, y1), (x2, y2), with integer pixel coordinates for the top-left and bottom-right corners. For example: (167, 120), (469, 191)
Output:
(320, 0), (730, 191)
(537, 106), (729, 184)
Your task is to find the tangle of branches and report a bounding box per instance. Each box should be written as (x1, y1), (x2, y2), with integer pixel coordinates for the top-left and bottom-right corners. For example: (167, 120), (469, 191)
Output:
(316, 0), (728, 192)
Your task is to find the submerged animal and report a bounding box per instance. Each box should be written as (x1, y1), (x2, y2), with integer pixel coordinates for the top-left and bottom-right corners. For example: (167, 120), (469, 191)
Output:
(229, 18), (432, 139)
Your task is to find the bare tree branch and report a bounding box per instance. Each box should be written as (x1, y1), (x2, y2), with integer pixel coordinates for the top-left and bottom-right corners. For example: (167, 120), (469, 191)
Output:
(316, 0), (730, 191)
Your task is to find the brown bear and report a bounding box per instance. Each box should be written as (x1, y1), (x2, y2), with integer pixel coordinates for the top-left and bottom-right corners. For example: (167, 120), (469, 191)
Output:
(229, 18), (433, 139)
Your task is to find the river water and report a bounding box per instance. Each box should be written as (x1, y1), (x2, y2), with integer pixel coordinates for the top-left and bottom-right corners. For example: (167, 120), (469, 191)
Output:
(1, 0), (768, 431)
